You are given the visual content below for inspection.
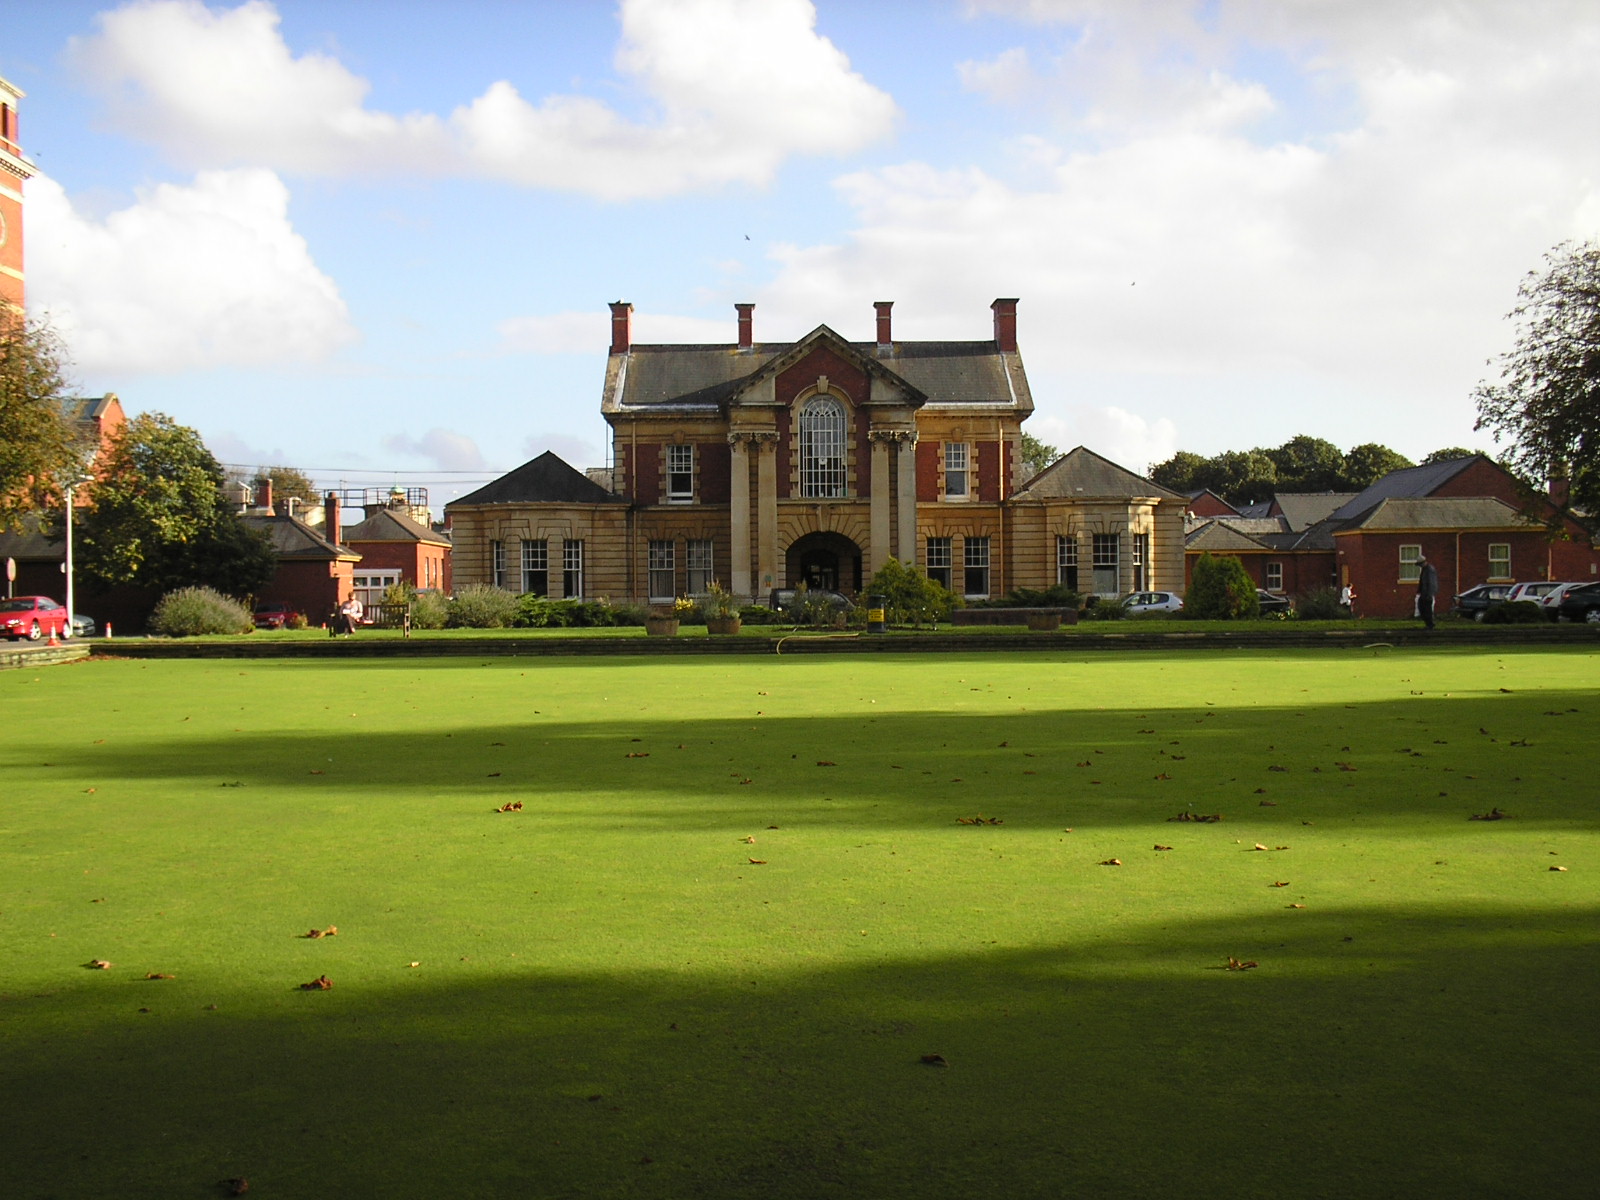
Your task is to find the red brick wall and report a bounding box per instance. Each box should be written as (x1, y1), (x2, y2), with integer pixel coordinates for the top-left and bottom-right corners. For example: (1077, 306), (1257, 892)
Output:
(976, 441), (999, 502)
(261, 560), (352, 627)
(916, 441), (939, 502)
(626, 444), (660, 505)
(699, 439), (731, 504)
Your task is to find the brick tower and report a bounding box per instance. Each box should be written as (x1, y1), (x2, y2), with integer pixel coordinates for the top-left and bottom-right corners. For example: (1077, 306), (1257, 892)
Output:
(0, 77), (35, 310)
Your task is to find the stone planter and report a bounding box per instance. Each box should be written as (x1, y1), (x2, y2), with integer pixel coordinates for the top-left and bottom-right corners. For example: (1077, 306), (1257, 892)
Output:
(705, 616), (742, 636)
(1025, 611), (1063, 631)
(644, 616), (680, 637)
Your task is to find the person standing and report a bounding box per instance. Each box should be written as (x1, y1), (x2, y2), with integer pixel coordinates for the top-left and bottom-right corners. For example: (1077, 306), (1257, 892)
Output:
(1416, 554), (1438, 629)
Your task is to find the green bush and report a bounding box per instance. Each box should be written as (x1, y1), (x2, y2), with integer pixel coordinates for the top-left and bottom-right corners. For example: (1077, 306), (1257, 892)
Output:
(978, 584), (1082, 609)
(1295, 586), (1347, 620)
(1078, 595), (1127, 621)
(410, 591), (449, 630)
(513, 596), (637, 628)
(1483, 600), (1545, 624)
(149, 586), (252, 636)
(1185, 553), (1260, 619)
(447, 584), (520, 629)
(738, 604), (783, 626)
(864, 558), (954, 627)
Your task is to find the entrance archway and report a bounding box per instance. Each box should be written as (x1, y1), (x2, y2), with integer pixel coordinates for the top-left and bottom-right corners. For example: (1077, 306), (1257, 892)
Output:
(785, 531), (863, 595)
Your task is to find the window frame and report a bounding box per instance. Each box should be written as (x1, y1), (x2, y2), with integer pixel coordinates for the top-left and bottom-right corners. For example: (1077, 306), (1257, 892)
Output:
(647, 539), (675, 602)
(1092, 532), (1120, 596)
(963, 535), (990, 598)
(798, 396), (848, 499)
(1265, 561), (1283, 592)
(1399, 544), (1422, 583)
(666, 444), (695, 503)
(1487, 542), (1511, 581)
(491, 540), (506, 590)
(562, 539), (584, 599)
(944, 442), (970, 500)
(521, 539), (549, 596)
(1056, 534), (1078, 590)
(685, 538), (714, 595)
(926, 536), (953, 590)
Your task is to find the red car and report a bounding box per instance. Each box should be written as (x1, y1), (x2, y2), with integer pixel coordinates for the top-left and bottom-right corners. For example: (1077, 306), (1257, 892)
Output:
(252, 602), (302, 630)
(0, 595), (72, 641)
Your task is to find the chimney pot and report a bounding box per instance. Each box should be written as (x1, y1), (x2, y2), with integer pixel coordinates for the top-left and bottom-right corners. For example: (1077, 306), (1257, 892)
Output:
(874, 301), (893, 349)
(736, 302), (755, 350)
(609, 301), (633, 355)
(991, 298), (1019, 352)
(325, 492), (342, 544)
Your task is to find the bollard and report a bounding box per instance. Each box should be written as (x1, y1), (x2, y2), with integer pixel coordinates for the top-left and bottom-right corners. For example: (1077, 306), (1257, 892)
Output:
(867, 593), (887, 635)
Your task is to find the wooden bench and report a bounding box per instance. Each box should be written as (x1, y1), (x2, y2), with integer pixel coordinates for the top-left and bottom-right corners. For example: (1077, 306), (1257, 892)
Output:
(365, 602), (412, 637)
(951, 607), (1078, 630)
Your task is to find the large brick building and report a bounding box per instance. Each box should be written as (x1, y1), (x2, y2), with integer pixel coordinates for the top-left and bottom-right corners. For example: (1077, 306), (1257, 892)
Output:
(448, 299), (1186, 605)
(0, 76), (33, 310)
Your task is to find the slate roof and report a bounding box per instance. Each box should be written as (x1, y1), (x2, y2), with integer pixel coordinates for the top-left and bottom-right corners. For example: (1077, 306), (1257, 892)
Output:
(342, 508), (451, 546)
(1329, 456), (1483, 522)
(0, 513), (61, 559)
(1336, 497), (1535, 532)
(450, 451), (625, 507)
(1012, 446), (1184, 501)
(64, 395), (120, 424)
(241, 514), (358, 560)
(1273, 493), (1359, 532)
(1186, 522), (1272, 553)
(603, 325), (1030, 413)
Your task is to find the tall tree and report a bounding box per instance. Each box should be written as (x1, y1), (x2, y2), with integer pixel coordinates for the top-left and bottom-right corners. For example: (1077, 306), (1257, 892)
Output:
(78, 413), (276, 595)
(1341, 443), (1414, 490)
(1474, 239), (1600, 513)
(1018, 432), (1061, 480)
(1421, 447), (1482, 465)
(1266, 435), (1345, 492)
(1150, 450), (1207, 494)
(0, 308), (84, 530)
(258, 465), (319, 507)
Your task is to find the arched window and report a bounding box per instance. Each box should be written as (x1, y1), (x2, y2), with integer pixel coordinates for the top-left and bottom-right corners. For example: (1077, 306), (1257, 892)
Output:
(799, 396), (847, 498)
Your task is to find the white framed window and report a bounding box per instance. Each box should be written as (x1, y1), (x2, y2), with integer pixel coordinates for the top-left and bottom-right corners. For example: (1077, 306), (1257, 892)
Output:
(563, 539), (584, 599)
(686, 538), (714, 594)
(1057, 534), (1078, 589)
(799, 396), (847, 498)
(521, 540), (548, 596)
(963, 536), (990, 598)
(1399, 544), (1422, 583)
(491, 540), (506, 589)
(1266, 561), (1283, 591)
(667, 444), (694, 503)
(926, 536), (953, 590)
(944, 442), (970, 499)
(1488, 543), (1511, 580)
(648, 539), (675, 601)
(1092, 533), (1120, 596)
(1132, 532), (1149, 591)
(352, 570), (400, 608)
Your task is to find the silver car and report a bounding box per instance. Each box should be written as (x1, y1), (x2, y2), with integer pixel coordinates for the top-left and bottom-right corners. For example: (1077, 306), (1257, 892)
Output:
(1121, 591), (1184, 614)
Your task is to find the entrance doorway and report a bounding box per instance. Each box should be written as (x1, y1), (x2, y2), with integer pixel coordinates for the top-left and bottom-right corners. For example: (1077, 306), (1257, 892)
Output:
(785, 531), (863, 594)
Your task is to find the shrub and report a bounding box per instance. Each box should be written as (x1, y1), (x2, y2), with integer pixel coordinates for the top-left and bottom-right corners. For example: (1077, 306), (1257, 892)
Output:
(1484, 600), (1545, 624)
(738, 604), (783, 626)
(447, 584), (520, 629)
(1185, 554), (1260, 619)
(980, 585), (1082, 609)
(285, 612), (309, 631)
(1078, 595), (1127, 621)
(1295, 586), (1348, 620)
(149, 586), (252, 636)
(410, 591), (449, 629)
(513, 596), (633, 628)
(865, 558), (954, 627)
(382, 581), (417, 606)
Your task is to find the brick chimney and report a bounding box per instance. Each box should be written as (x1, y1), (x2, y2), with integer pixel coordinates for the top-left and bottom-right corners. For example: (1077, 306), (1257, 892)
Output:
(609, 301), (633, 355)
(324, 492), (342, 545)
(991, 298), (1019, 352)
(736, 302), (755, 350)
(874, 301), (893, 350)
(254, 477), (273, 514)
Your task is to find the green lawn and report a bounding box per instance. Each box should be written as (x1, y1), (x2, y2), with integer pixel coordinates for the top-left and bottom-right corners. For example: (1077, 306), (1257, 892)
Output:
(3, 649), (1596, 1199)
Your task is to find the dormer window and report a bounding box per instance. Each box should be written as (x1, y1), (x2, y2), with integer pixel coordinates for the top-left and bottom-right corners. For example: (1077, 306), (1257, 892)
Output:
(667, 444), (694, 502)
(799, 396), (847, 498)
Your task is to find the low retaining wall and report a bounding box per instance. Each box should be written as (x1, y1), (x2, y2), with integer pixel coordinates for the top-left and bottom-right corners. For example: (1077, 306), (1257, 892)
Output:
(951, 608), (1079, 629)
(1, 642), (91, 670)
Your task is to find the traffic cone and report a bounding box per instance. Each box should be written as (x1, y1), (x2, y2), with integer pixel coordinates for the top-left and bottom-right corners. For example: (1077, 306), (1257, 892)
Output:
(48, 624), (59, 647)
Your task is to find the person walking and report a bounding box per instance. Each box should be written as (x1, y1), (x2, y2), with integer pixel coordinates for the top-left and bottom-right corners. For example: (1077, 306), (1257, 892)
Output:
(1416, 554), (1438, 629)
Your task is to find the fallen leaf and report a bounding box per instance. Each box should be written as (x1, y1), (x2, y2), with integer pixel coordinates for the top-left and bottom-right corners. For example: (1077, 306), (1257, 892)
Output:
(625, 752), (650, 758)
(816, 761), (836, 767)
(1168, 812), (1223, 823)
(1470, 808), (1510, 821)
(1259, 799), (1277, 807)
(1271, 881), (1290, 888)
(1099, 858), (1122, 866)
(1288, 903), (1306, 909)
(86, 959), (112, 970)
(219, 1178), (250, 1195)
(1225, 957), (1259, 971)
(84, 787), (97, 794)
(309, 769), (324, 775)
(742, 835), (756, 844)
(1550, 865), (1568, 872)
(407, 962), (420, 968)
(145, 972), (175, 980)
(919, 1053), (949, 1067)
(1154, 772), (1171, 781)
(747, 858), (767, 865)
(1268, 765), (1288, 773)
(495, 801), (523, 813)
(1252, 843), (1269, 851)
(299, 975), (333, 991)
(486, 771), (502, 777)
(1153, 844), (1172, 851)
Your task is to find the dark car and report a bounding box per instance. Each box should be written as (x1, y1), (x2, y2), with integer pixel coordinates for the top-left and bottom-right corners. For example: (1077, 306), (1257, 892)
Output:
(0, 595), (72, 641)
(1451, 583), (1513, 621)
(768, 588), (853, 617)
(252, 602), (302, 630)
(1255, 589), (1292, 615)
(1555, 582), (1600, 623)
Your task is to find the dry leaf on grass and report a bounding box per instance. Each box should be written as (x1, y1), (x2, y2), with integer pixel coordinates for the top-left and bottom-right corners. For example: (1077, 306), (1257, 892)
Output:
(1470, 807), (1510, 821)
(624, 752), (650, 759)
(300, 926), (338, 939)
(920, 1053), (949, 1067)
(747, 858), (767, 865)
(145, 972), (175, 980)
(816, 761), (837, 767)
(1099, 858), (1122, 866)
(1226, 957), (1259, 971)
(299, 975), (333, 991)
(1288, 903), (1306, 909)
(85, 959), (112, 970)
(1550, 865), (1568, 872)
(1168, 812), (1223, 823)
(1271, 881), (1290, 888)
(956, 815), (1003, 825)
(495, 801), (523, 813)
(1153, 844), (1172, 851)
(218, 1178), (250, 1195)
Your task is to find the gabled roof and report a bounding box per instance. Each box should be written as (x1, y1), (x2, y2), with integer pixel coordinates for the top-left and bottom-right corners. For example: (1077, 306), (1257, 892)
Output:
(1272, 493), (1359, 532)
(1186, 521), (1272, 552)
(449, 451), (625, 507)
(241, 513), (359, 561)
(343, 507), (451, 546)
(602, 325), (1029, 414)
(1330, 456), (1484, 522)
(1012, 446), (1184, 501)
(0, 513), (61, 559)
(1335, 497), (1536, 532)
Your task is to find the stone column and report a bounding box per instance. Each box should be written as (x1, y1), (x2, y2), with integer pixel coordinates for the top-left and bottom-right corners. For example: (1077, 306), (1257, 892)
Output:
(896, 434), (919, 565)
(868, 432), (892, 576)
(728, 434), (752, 599)
(755, 433), (779, 594)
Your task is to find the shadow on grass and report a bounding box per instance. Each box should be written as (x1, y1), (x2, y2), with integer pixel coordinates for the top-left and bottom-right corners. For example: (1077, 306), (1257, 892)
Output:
(28, 690), (1599, 833)
(5, 901), (1596, 1200)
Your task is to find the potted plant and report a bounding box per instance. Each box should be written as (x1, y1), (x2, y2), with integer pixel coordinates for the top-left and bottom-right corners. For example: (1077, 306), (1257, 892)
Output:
(702, 582), (742, 635)
(645, 597), (692, 637)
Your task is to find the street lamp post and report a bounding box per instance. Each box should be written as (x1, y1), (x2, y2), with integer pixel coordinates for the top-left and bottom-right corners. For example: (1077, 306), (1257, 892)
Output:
(64, 475), (91, 628)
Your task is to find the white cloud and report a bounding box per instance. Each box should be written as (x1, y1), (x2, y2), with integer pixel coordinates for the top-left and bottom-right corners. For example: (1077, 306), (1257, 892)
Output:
(497, 309), (736, 354)
(520, 433), (601, 469)
(381, 428), (490, 472)
(69, 0), (897, 199)
(27, 169), (355, 374)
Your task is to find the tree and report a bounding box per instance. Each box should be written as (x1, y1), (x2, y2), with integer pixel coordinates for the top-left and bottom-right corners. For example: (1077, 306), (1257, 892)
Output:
(0, 308), (85, 530)
(1341, 443), (1414, 490)
(1019, 432), (1060, 479)
(1185, 553), (1259, 619)
(1266, 435), (1344, 492)
(78, 412), (276, 595)
(258, 465), (319, 507)
(1150, 450), (1207, 494)
(1421, 447), (1483, 465)
(1474, 239), (1600, 514)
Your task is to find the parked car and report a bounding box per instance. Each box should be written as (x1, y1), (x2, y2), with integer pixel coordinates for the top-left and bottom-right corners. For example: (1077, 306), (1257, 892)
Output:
(252, 602), (302, 630)
(1504, 581), (1564, 604)
(70, 613), (97, 638)
(1121, 591), (1183, 614)
(0, 595), (72, 641)
(1452, 583), (1514, 621)
(1538, 582), (1591, 620)
(1556, 582), (1600, 623)
(1255, 589), (1292, 615)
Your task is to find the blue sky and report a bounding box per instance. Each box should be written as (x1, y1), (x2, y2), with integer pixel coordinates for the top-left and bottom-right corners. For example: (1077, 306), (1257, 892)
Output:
(6, 0), (1598, 508)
